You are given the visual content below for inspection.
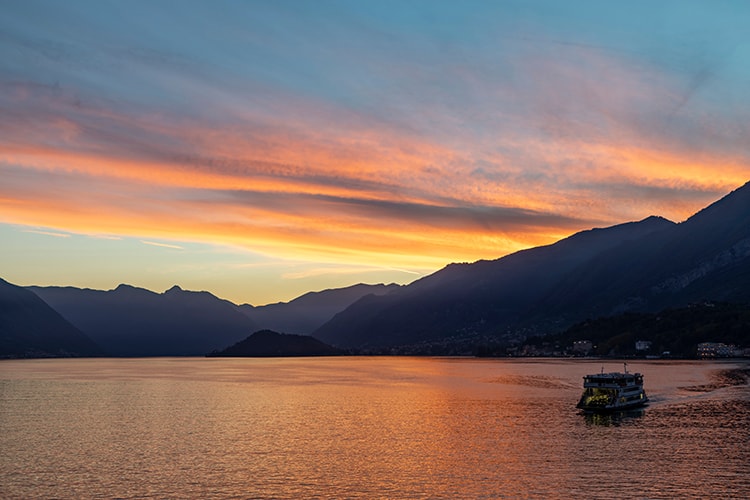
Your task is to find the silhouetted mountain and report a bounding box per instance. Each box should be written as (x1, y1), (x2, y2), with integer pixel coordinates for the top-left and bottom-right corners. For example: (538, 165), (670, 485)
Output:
(314, 182), (750, 350)
(208, 329), (343, 357)
(238, 283), (401, 334)
(29, 284), (258, 356)
(28, 282), (400, 356)
(314, 216), (675, 348)
(533, 182), (750, 320)
(1, 278), (103, 358)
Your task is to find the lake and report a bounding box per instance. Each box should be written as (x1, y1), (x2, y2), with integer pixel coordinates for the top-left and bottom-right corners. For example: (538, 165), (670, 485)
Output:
(1, 357), (748, 498)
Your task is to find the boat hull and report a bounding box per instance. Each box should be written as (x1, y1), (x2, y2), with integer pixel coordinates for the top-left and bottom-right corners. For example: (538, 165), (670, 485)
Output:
(577, 398), (649, 413)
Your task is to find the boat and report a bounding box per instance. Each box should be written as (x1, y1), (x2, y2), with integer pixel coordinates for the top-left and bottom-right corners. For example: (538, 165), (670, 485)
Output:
(576, 363), (649, 412)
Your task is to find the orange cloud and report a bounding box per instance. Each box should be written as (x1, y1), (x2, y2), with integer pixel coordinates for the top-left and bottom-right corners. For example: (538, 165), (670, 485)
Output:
(2, 42), (749, 275)
(3, 105), (748, 274)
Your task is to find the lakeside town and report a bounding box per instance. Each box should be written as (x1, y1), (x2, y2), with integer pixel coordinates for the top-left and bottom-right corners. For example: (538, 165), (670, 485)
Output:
(513, 339), (750, 359)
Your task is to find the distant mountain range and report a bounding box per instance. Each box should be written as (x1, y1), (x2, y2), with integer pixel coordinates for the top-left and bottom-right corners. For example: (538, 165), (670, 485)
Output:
(3, 181), (749, 358)
(236, 283), (401, 335)
(28, 283), (396, 357)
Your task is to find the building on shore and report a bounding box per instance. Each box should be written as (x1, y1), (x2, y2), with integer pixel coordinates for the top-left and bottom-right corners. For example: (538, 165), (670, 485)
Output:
(697, 342), (741, 358)
(635, 340), (652, 352)
(572, 340), (593, 356)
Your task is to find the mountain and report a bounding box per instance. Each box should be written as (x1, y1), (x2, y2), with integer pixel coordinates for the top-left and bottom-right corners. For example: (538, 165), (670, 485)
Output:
(314, 215), (676, 348)
(314, 182), (750, 350)
(208, 329), (343, 357)
(238, 283), (401, 334)
(29, 284), (258, 356)
(0, 278), (103, 358)
(533, 181), (750, 319)
(28, 282), (401, 356)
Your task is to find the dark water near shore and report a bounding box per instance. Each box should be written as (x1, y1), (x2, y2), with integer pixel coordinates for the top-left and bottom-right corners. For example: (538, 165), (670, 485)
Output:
(1, 357), (749, 499)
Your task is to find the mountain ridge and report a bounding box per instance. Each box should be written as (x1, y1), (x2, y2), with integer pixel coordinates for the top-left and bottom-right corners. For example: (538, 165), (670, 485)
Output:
(237, 282), (401, 334)
(313, 183), (750, 350)
(28, 282), (401, 356)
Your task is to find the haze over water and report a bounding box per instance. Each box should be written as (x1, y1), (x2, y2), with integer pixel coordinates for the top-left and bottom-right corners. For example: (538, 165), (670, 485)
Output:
(1, 357), (748, 498)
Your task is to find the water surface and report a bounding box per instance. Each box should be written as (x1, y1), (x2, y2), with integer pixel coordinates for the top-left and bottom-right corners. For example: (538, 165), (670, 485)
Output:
(1, 357), (748, 498)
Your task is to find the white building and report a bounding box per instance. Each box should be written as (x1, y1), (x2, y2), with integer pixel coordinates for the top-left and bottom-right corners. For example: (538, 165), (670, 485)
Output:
(635, 340), (652, 351)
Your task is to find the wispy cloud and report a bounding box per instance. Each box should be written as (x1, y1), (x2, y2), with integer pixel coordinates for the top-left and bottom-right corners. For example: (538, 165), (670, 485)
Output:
(87, 234), (122, 240)
(21, 229), (71, 238)
(141, 240), (184, 250)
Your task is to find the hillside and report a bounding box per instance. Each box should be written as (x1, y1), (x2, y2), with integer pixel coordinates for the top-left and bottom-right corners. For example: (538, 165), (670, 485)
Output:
(208, 329), (343, 357)
(0, 278), (103, 358)
(524, 302), (750, 357)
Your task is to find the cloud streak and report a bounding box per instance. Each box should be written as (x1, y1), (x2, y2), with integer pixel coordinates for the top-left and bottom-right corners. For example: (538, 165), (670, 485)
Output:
(21, 229), (71, 238)
(141, 240), (184, 250)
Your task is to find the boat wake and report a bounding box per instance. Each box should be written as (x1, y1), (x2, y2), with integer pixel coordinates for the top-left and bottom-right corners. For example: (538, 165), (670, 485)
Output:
(679, 367), (750, 393)
(648, 366), (750, 409)
(485, 374), (576, 389)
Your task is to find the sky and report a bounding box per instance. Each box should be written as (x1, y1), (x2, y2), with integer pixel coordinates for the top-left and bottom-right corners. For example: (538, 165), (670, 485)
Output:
(1, 0), (749, 305)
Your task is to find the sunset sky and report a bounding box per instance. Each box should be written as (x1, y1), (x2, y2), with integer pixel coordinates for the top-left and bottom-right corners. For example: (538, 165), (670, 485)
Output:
(2, 0), (749, 305)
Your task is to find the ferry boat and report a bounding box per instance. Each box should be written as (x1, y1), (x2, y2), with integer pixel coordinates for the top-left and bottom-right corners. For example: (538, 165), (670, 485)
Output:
(576, 364), (648, 412)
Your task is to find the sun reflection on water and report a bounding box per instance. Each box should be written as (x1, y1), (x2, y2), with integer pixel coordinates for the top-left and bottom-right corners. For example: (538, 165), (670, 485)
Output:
(0, 357), (748, 498)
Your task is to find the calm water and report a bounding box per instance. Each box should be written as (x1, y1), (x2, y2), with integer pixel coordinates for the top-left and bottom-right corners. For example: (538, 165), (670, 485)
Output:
(1, 357), (748, 499)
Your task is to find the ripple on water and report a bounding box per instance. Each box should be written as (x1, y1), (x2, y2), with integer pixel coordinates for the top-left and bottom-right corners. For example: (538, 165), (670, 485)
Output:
(1, 358), (748, 499)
